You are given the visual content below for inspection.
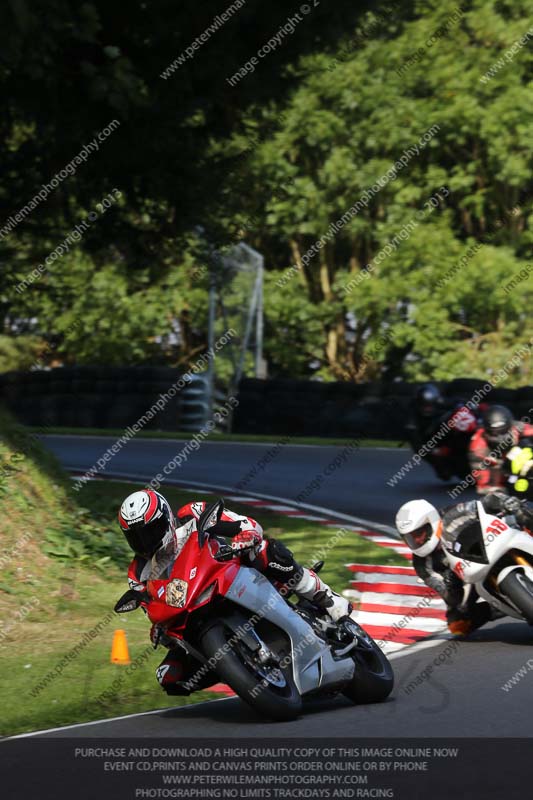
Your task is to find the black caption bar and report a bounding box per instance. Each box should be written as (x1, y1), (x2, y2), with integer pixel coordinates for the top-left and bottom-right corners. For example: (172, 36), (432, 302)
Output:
(2, 738), (530, 800)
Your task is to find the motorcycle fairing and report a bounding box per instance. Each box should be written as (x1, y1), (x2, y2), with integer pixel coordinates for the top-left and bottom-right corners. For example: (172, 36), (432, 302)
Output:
(445, 503), (533, 619)
(145, 533), (239, 627)
(225, 568), (355, 695)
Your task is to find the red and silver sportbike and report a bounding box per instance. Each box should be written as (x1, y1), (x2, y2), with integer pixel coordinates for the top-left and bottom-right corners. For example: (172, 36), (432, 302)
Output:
(115, 499), (393, 720)
(443, 500), (533, 624)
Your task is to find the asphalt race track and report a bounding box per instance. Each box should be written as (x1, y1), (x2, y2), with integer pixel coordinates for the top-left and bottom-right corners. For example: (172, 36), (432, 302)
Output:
(41, 435), (468, 527)
(26, 435), (533, 738)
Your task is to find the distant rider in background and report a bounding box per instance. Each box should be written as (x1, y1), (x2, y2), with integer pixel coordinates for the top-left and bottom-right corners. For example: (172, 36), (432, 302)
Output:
(469, 405), (533, 494)
(407, 383), (479, 480)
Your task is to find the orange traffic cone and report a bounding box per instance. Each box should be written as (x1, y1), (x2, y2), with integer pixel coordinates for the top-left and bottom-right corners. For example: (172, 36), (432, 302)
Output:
(110, 629), (131, 664)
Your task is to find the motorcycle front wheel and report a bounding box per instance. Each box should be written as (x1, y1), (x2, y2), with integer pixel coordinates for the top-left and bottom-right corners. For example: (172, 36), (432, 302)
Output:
(499, 570), (533, 625)
(201, 620), (302, 721)
(342, 626), (394, 704)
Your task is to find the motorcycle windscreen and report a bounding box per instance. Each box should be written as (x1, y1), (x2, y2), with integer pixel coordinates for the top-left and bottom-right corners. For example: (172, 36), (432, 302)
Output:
(445, 519), (488, 563)
(149, 531), (183, 579)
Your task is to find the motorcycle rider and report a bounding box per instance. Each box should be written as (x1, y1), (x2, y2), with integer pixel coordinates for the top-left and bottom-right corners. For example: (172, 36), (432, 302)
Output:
(395, 492), (533, 635)
(469, 405), (533, 494)
(505, 442), (533, 499)
(408, 384), (446, 446)
(407, 383), (479, 480)
(118, 489), (351, 694)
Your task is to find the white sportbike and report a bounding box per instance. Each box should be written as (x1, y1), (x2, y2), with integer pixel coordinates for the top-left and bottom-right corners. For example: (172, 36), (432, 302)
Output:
(443, 501), (533, 624)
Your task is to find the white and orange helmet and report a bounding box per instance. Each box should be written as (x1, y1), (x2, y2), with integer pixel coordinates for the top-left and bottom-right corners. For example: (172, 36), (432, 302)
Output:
(395, 499), (442, 557)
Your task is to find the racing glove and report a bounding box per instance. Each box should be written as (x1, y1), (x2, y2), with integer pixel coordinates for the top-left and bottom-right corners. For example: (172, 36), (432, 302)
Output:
(150, 624), (174, 650)
(502, 496), (522, 515)
(483, 491), (519, 515)
(484, 492), (533, 528)
(231, 529), (263, 555)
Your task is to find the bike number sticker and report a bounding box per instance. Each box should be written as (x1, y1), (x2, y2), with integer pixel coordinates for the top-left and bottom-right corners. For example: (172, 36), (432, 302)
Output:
(486, 519), (508, 537)
(454, 561), (465, 578)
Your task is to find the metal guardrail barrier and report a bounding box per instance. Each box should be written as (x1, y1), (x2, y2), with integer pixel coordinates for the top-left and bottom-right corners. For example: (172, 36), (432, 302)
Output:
(179, 373), (229, 432)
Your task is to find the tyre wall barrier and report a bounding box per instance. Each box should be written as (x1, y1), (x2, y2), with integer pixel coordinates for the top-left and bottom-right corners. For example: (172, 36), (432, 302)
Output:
(3, 369), (533, 439)
(0, 367), (185, 431)
(232, 378), (533, 439)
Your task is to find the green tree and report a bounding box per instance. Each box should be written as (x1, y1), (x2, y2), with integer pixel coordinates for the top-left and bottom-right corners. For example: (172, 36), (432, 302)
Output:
(0, 0), (387, 371)
(233, 0), (533, 384)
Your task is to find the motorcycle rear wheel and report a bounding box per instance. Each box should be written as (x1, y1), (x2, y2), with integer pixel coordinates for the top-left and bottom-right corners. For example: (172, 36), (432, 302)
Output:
(499, 570), (533, 625)
(201, 620), (302, 721)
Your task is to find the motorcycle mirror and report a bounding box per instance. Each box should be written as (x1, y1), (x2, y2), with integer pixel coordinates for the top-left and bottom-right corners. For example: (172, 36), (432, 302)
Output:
(114, 589), (145, 613)
(311, 560), (325, 574)
(197, 498), (225, 548)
